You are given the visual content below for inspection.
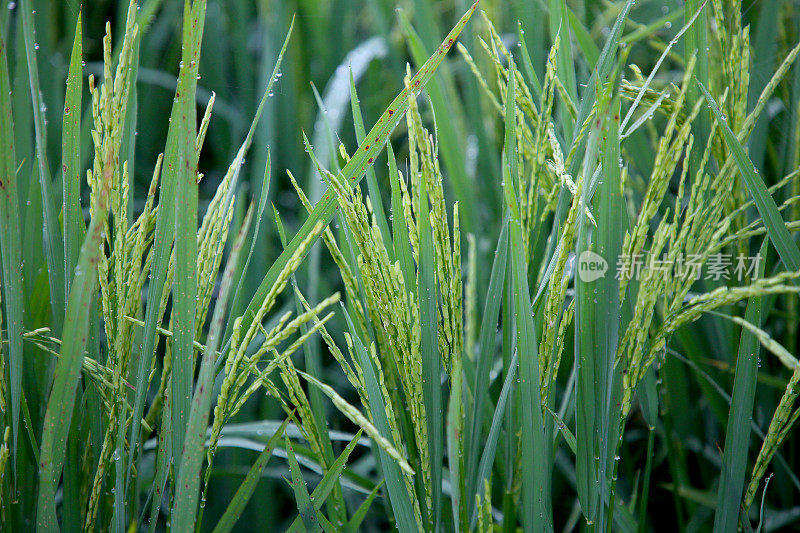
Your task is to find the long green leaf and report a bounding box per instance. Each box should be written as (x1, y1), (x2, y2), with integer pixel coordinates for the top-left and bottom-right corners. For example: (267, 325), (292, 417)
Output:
(549, 0), (577, 140)
(171, 169), (249, 532)
(343, 480), (384, 532)
(504, 60), (552, 531)
(418, 143), (443, 530)
(714, 239), (769, 532)
(212, 417), (291, 533)
(127, 0), (206, 477)
(0, 17), (26, 472)
(698, 82), (800, 277)
(286, 429), (365, 532)
(341, 306), (419, 532)
(59, 13), (85, 529)
(465, 219), (508, 511)
(36, 157), (112, 531)
(446, 352), (466, 530)
(285, 437), (323, 532)
(171, 0), (207, 471)
(62, 12), (83, 298)
(20, 0), (65, 333)
(470, 350), (517, 529)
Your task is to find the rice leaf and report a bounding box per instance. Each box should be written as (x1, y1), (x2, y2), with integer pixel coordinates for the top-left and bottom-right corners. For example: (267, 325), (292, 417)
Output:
(20, 0), (66, 332)
(128, 0), (206, 476)
(343, 480), (384, 532)
(505, 60), (552, 531)
(286, 429), (365, 532)
(566, 6), (599, 68)
(36, 149), (112, 531)
(549, 0), (577, 140)
(212, 417), (291, 533)
(171, 0), (207, 467)
(465, 219), (508, 509)
(339, 305), (419, 532)
(417, 141), (443, 530)
(285, 437), (323, 532)
(0, 18), (26, 472)
(470, 350), (517, 529)
(698, 82), (800, 277)
(446, 350), (466, 530)
(171, 178), (250, 532)
(62, 12), (84, 298)
(714, 239), (769, 532)
(684, 0), (710, 177)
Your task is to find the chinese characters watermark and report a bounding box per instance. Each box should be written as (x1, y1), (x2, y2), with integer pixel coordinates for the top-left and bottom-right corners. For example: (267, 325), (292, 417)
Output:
(577, 251), (762, 283)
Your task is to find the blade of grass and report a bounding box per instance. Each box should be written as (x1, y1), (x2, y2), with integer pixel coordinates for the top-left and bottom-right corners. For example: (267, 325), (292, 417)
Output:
(684, 0), (710, 180)
(746, 0), (780, 172)
(222, 16), (293, 340)
(343, 480), (384, 532)
(0, 20), (26, 473)
(233, 1), (481, 354)
(698, 82), (800, 277)
(566, 6), (599, 68)
(171, 174), (249, 533)
(62, 11), (83, 299)
(465, 219), (508, 509)
(597, 94), (625, 531)
(171, 0), (207, 474)
(127, 0), (206, 478)
(229, 151), (273, 324)
(470, 350), (517, 529)
(549, 0), (578, 141)
(285, 437), (323, 532)
(36, 149), (112, 530)
(129, 6), (294, 483)
(517, 23), (543, 98)
(349, 69), (392, 257)
(446, 348), (466, 530)
(714, 239), (769, 532)
(286, 429), (365, 532)
(504, 60), (552, 531)
(340, 305), (419, 532)
(418, 145), (443, 530)
(212, 417), (291, 533)
(20, 0), (66, 333)
(398, 12), (477, 234)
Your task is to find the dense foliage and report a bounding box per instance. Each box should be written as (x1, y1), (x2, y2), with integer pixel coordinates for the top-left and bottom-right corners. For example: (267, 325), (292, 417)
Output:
(0, 0), (799, 531)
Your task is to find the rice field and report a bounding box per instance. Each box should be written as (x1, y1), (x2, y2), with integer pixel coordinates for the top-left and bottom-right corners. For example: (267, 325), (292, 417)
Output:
(0, 0), (799, 531)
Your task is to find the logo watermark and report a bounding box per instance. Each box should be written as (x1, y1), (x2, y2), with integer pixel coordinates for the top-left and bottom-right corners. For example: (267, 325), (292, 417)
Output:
(577, 252), (762, 282)
(578, 250), (608, 282)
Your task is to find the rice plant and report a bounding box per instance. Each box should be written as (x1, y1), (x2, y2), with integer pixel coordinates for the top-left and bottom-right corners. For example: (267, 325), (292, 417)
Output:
(0, 0), (799, 531)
